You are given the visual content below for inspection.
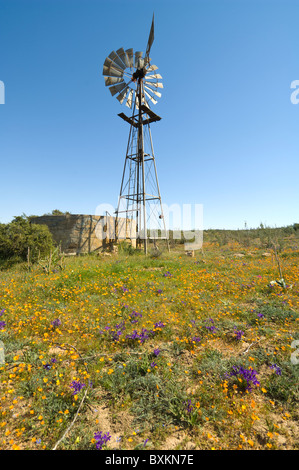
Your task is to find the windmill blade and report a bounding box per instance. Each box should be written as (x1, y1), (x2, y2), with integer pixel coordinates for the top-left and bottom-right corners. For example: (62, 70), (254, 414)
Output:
(144, 85), (162, 98)
(141, 94), (151, 108)
(125, 89), (134, 108)
(117, 85), (129, 104)
(138, 57), (145, 68)
(116, 80), (133, 103)
(103, 57), (124, 78)
(116, 47), (130, 68)
(103, 65), (124, 78)
(145, 73), (162, 80)
(134, 51), (143, 68)
(144, 89), (158, 105)
(144, 80), (163, 89)
(108, 51), (126, 70)
(104, 57), (124, 73)
(109, 82), (127, 97)
(104, 76), (124, 86)
(144, 97), (151, 108)
(146, 64), (158, 72)
(126, 48), (134, 68)
(145, 14), (154, 63)
(136, 92), (149, 109)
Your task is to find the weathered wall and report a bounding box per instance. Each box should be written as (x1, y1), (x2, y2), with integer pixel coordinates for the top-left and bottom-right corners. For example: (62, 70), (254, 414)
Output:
(30, 214), (136, 254)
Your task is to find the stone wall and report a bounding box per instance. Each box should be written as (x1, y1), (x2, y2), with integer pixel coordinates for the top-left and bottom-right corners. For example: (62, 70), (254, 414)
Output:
(30, 214), (136, 254)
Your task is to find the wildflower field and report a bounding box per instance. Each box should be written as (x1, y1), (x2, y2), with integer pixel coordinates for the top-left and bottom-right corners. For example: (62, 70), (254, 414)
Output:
(0, 235), (298, 450)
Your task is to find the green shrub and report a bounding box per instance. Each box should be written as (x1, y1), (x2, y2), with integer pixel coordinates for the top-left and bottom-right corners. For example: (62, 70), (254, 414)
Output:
(118, 241), (137, 255)
(265, 362), (299, 406)
(0, 215), (54, 267)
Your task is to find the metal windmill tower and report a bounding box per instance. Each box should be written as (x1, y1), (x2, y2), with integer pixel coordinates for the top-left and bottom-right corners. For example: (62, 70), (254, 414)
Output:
(102, 15), (168, 253)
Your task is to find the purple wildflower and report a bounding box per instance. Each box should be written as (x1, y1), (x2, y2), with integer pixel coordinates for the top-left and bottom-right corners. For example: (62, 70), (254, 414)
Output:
(270, 364), (282, 376)
(51, 318), (61, 328)
(139, 328), (150, 343)
(94, 431), (111, 450)
(205, 318), (217, 333)
(110, 330), (123, 342)
(163, 271), (172, 277)
(153, 348), (160, 356)
(109, 320), (126, 341)
(99, 325), (111, 335)
(150, 361), (157, 368)
(228, 366), (260, 391)
(157, 289), (163, 294)
(191, 336), (201, 343)
(234, 327), (244, 341)
(129, 310), (142, 323)
(70, 380), (85, 395)
(115, 320), (126, 330)
(154, 321), (165, 329)
(0, 309), (4, 316)
(185, 399), (193, 414)
(0, 321), (6, 330)
(126, 327), (151, 344)
(126, 330), (139, 341)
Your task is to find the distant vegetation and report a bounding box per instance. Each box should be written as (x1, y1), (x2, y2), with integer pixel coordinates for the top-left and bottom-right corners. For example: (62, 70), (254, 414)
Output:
(166, 223), (299, 252)
(0, 215), (54, 269)
(0, 210), (298, 270)
(202, 223), (299, 250)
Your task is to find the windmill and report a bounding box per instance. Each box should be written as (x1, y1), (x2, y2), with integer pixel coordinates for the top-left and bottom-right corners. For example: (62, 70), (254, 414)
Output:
(102, 14), (169, 254)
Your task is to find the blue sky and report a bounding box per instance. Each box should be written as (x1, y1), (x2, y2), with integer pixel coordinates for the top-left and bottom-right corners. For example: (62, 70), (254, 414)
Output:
(1, 0), (298, 229)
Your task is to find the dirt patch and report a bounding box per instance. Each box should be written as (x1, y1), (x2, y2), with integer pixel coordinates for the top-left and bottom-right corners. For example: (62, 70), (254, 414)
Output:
(253, 411), (299, 449)
(86, 391), (134, 449)
(160, 430), (187, 449)
(48, 346), (68, 357)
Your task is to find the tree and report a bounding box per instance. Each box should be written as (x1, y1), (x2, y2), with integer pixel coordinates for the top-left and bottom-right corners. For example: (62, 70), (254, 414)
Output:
(0, 215), (54, 266)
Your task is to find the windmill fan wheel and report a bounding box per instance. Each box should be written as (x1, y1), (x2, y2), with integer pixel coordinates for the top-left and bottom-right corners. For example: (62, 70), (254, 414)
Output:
(102, 48), (163, 109)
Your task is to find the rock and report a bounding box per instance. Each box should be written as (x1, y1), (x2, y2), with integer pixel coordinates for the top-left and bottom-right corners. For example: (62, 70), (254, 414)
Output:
(185, 250), (194, 257)
(184, 441), (196, 450)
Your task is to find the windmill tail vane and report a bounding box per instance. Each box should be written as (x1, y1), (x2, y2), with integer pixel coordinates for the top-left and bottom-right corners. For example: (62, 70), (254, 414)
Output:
(102, 14), (169, 254)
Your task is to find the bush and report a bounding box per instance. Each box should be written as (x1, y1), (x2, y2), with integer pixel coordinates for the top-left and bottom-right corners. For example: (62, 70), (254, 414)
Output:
(0, 215), (54, 267)
(118, 241), (137, 255)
